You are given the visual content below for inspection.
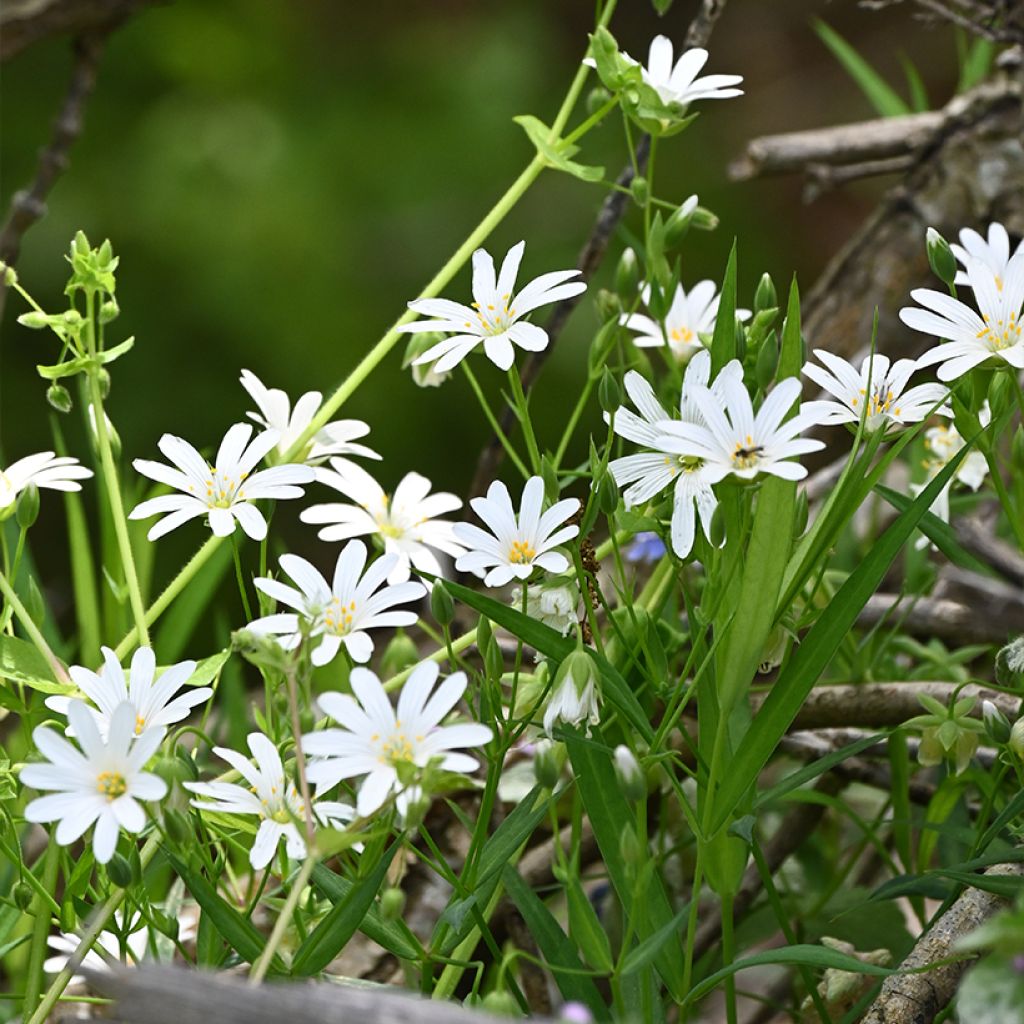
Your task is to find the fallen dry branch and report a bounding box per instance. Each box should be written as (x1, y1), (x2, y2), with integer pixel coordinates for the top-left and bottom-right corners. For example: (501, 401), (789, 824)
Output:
(857, 590), (1024, 646)
(861, 861), (1024, 1023)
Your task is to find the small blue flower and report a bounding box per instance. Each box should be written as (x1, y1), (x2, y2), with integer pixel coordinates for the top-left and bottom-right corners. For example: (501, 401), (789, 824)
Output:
(625, 531), (666, 564)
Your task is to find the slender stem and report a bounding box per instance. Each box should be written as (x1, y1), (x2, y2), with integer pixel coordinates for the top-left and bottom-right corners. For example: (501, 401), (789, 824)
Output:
(84, 292), (150, 648)
(553, 374), (597, 469)
(720, 890), (737, 1024)
(507, 367), (542, 473)
(231, 535), (253, 621)
(0, 569), (69, 685)
(462, 364), (529, 479)
(21, 840), (59, 1021)
(249, 854), (316, 984)
(383, 628), (477, 693)
(284, 662), (316, 849)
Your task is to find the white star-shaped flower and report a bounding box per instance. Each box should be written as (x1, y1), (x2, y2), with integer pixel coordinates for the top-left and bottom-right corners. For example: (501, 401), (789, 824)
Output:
(0, 451), (92, 511)
(301, 461), (465, 584)
(454, 476), (580, 588)
(801, 349), (949, 433)
(184, 732), (355, 870)
(303, 662), (492, 817)
(240, 368), (381, 469)
(950, 221), (1023, 287)
(130, 423), (315, 541)
(398, 241), (586, 372)
(620, 280), (750, 362)
(21, 700), (167, 864)
(247, 542), (425, 666)
(609, 351), (740, 558)
(659, 363), (827, 482)
(45, 646), (209, 740)
(900, 253), (1024, 381)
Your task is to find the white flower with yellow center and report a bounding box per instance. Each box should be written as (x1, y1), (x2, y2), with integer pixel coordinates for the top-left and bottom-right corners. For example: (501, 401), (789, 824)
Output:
(45, 646), (209, 740)
(184, 732), (355, 870)
(303, 662), (493, 817)
(130, 423), (315, 541)
(301, 461), (465, 584)
(0, 451), (92, 512)
(454, 476), (580, 588)
(951, 222), (1023, 287)
(900, 253), (1024, 381)
(240, 368), (381, 469)
(801, 350), (949, 433)
(247, 542), (426, 665)
(659, 363), (827, 482)
(21, 700), (167, 864)
(398, 241), (586, 372)
(620, 281), (750, 362)
(609, 351), (741, 557)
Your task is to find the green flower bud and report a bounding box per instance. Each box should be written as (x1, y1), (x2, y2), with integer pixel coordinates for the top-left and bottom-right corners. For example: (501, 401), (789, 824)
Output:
(97, 367), (111, 399)
(99, 299), (120, 324)
(619, 825), (642, 867)
(615, 246), (639, 298)
(480, 990), (520, 1016)
(106, 852), (133, 889)
(613, 745), (646, 802)
(926, 227), (957, 287)
(46, 383), (73, 413)
(1010, 718), (1024, 760)
(629, 176), (649, 207)
(689, 205), (719, 231)
(596, 470), (619, 515)
(13, 881), (34, 912)
(598, 368), (622, 413)
(595, 288), (621, 321)
(163, 808), (191, 847)
(585, 85), (611, 115)
(754, 273), (777, 314)
(380, 630), (420, 676)
(380, 886), (406, 921)
(664, 195), (698, 246)
(982, 700), (1012, 745)
(2, 262), (18, 286)
(17, 311), (50, 330)
(62, 309), (84, 330)
(150, 908), (179, 942)
(533, 738), (565, 790)
(16, 484), (40, 530)
(429, 584), (455, 628)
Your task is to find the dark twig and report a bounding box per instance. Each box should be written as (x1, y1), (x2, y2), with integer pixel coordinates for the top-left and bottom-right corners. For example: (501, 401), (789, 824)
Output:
(469, 0), (731, 495)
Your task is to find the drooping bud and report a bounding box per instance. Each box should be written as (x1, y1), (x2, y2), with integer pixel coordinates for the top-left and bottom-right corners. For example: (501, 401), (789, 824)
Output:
(595, 288), (621, 321)
(596, 469), (619, 515)
(629, 176), (649, 207)
(926, 227), (957, 287)
(614, 246), (639, 298)
(613, 745), (646, 802)
(13, 881), (34, 912)
(46, 383), (73, 413)
(17, 311), (49, 330)
(106, 852), (134, 889)
(16, 484), (40, 530)
(544, 647), (601, 735)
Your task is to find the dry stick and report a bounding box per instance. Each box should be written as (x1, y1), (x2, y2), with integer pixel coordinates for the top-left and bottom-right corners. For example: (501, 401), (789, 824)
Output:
(857, 590), (1024, 647)
(0, 30), (108, 321)
(861, 861), (1024, 1024)
(468, 0), (730, 495)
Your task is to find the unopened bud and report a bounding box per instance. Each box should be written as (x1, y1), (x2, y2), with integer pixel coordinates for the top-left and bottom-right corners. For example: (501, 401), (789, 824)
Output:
(429, 584), (455, 628)
(17, 311), (49, 330)
(613, 745), (646, 802)
(476, 616), (494, 657)
(619, 825), (642, 866)
(598, 368), (622, 413)
(664, 194), (698, 246)
(380, 631), (420, 676)
(481, 990), (520, 1016)
(595, 288), (621, 321)
(62, 309), (83, 330)
(97, 367), (111, 399)
(16, 484), (40, 530)
(596, 470), (619, 515)
(629, 176), (649, 207)
(585, 85), (611, 115)
(689, 205), (719, 231)
(1010, 718), (1024, 760)
(614, 247), (639, 298)
(46, 383), (73, 413)
(106, 852), (133, 889)
(982, 700), (1012, 744)
(989, 372), (1013, 418)
(754, 273), (777, 314)
(13, 881), (34, 911)
(2, 263), (18, 286)
(99, 299), (120, 324)
(926, 227), (957, 287)
(534, 738), (565, 790)
(380, 886), (406, 921)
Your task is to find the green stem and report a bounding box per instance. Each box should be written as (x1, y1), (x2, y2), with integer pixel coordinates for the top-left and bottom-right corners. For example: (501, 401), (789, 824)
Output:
(507, 367), (542, 474)
(0, 569), (69, 685)
(720, 890), (737, 1024)
(462, 364), (529, 478)
(27, 836), (160, 1024)
(231, 535), (254, 621)
(383, 628), (478, 693)
(249, 854), (316, 984)
(22, 841), (60, 1021)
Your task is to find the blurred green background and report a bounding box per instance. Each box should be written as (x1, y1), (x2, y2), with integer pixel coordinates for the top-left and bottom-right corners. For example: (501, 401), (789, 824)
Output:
(1, 0), (962, 637)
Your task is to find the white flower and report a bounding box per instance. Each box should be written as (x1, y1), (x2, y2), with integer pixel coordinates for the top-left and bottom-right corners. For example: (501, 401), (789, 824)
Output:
(130, 423), (315, 541)
(620, 281), (749, 362)
(303, 662), (493, 817)
(247, 542), (425, 666)
(240, 368), (381, 468)
(184, 732), (355, 870)
(45, 646), (209, 740)
(543, 650), (600, 735)
(21, 701), (167, 864)
(660, 362), (827, 482)
(44, 913), (150, 981)
(0, 451), (92, 511)
(301, 461), (464, 584)
(801, 349), (949, 433)
(398, 241), (586, 372)
(609, 352), (740, 557)
(912, 409), (990, 547)
(900, 254), (1024, 381)
(454, 476), (580, 588)
(951, 222), (1023, 287)
(525, 578), (578, 636)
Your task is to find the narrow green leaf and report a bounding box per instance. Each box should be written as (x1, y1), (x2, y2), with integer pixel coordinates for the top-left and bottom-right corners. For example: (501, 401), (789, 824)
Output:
(0, 635), (71, 695)
(502, 865), (610, 1018)
(813, 19), (910, 117)
(291, 841), (397, 975)
(310, 864), (420, 961)
(513, 114), (605, 182)
(169, 854), (280, 970)
(682, 943), (894, 1008)
(620, 908), (687, 976)
(899, 54), (930, 112)
(156, 541), (233, 661)
(710, 438), (978, 835)
(709, 242), (737, 376)
(564, 869), (613, 973)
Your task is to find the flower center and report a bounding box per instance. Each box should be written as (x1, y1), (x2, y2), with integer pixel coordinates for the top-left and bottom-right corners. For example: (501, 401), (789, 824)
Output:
(97, 771), (127, 800)
(665, 454), (703, 477)
(669, 325), (695, 348)
(135, 714), (146, 736)
(376, 724), (424, 769)
(197, 468), (249, 508)
(731, 435), (764, 470)
(509, 539), (537, 565)
(324, 597), (358, 636)
(977, 313), (1022, 352)
(468, 295), (515, 336)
